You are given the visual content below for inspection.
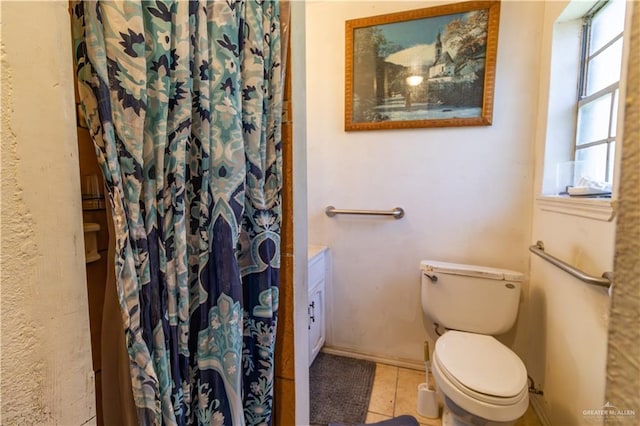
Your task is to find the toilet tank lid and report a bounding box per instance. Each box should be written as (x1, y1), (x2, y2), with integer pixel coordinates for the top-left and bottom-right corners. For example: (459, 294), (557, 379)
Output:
(421, 260), (524, 282)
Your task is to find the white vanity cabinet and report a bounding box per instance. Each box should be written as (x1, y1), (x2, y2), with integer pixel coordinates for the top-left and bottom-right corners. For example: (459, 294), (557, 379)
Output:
(308, 245), (327, 366)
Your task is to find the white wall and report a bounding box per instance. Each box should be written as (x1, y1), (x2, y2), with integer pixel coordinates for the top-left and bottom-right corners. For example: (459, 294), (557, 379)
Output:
(306, 0), (544, 364)
(291, 2), (311, 425)
(525, 1), (626, 423)
(0, 2), (96, 424)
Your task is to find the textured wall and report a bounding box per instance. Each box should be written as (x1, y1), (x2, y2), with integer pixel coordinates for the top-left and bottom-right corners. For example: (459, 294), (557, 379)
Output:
(1, 1), (96, 424)
(606, 2), (640, 423)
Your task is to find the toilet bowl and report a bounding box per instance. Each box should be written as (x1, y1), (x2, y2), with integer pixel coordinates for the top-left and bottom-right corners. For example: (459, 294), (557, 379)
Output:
(420, 260), (529, 426)
(431, 331), (528, 425)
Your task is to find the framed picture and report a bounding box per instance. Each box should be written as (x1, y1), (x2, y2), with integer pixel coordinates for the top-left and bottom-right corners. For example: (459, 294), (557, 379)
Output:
(345, 1), (500, 131)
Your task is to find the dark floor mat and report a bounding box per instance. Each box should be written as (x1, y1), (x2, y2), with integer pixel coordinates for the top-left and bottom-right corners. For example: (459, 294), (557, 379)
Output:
(309, 353), (376, 426)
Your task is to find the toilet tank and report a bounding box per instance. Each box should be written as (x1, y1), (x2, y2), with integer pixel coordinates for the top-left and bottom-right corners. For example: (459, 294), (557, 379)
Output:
(421, 260), (524, 335)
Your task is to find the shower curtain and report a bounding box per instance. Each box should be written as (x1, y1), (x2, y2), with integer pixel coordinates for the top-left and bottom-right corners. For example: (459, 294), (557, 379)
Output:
(72, 1), (284, 425)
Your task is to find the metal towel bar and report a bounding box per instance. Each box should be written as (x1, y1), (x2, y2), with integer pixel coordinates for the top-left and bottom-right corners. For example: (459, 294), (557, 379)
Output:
(529, 241), (612, 288)
(325, 206), (405, 219)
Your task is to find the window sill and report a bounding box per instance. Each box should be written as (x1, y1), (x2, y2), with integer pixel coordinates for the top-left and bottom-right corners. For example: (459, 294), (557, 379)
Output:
(536, 195), (617, 222)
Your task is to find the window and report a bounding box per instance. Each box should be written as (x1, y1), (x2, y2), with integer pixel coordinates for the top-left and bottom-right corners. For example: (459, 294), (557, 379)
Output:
(573, 0), (626, 191)
(537, 0), (630, 220)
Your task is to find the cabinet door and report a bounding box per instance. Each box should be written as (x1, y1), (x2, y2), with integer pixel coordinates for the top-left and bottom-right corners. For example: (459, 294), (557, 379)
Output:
(308, 285), (325, 366)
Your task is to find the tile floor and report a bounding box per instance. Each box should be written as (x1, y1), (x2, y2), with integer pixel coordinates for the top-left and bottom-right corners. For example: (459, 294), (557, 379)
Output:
(365, 363), (542, 426)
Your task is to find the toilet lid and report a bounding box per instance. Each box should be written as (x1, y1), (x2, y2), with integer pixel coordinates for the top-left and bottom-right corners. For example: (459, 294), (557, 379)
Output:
(435, 331), (527, 398)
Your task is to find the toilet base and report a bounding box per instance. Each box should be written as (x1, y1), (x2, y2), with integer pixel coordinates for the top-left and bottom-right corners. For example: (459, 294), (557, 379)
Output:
(442, 397), (518, 426)
(441, 405), (456, 426)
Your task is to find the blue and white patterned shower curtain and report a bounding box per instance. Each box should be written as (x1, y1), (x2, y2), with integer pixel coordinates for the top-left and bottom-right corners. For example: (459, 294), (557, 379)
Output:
(72, 1), (283, 424)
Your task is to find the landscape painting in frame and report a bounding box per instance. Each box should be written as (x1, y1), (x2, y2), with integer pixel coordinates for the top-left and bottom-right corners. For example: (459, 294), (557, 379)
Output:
(345, 1), (500, 131)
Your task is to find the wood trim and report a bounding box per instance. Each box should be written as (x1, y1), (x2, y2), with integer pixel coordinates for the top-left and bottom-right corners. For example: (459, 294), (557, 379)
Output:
(274, 1), (295, 423)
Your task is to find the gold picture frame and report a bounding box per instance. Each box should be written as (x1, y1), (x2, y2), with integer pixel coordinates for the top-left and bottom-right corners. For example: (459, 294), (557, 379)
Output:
(345, 1), (501, 131)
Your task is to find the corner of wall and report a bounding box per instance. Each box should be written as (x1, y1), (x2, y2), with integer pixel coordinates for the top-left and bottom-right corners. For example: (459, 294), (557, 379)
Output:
(1, 1), (96, 424)
(290, 2), (310, 425)
(1, 56), (51, 425)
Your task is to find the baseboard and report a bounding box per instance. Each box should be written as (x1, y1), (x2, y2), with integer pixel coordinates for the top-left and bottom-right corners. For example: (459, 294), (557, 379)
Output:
(529, 393), (552, 426)
(321, 345), (425, 371)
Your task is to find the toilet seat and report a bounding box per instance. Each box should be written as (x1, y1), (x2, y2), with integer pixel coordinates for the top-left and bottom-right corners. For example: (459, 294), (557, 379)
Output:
(432, 331), (529, 422)
(436, 357), (528, 406)
(435, 331), (528, 398)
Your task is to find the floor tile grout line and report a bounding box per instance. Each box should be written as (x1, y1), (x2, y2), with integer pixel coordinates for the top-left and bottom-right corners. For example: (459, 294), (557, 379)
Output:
(368, 411), (394, 421)
(393, 365), (400, 418)
(369, 362), (539, 426)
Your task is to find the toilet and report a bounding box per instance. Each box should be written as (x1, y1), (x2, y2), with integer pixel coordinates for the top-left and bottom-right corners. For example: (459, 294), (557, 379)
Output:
(420, 260), (529, 426)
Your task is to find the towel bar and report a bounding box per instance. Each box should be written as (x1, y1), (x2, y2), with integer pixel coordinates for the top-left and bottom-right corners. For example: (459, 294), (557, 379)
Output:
(325, 206), (405, 219)
(529, 241), (612, 288)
